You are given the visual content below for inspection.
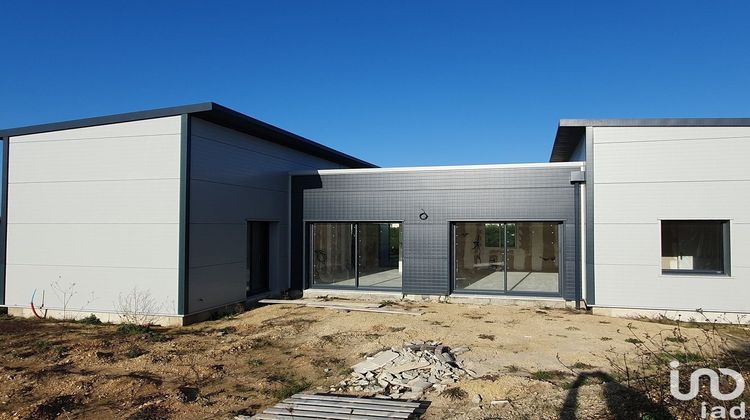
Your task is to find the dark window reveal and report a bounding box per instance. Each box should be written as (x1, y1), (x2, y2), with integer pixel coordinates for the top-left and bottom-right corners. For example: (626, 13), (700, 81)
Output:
(661, 220), (729, 274)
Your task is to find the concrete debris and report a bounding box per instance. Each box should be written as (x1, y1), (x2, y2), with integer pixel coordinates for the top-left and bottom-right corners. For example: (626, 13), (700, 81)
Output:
(333, 341), (470, 401)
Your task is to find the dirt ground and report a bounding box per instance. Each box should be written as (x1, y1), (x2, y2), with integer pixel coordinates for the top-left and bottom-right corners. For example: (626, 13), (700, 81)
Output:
(0, 300), (746, 419)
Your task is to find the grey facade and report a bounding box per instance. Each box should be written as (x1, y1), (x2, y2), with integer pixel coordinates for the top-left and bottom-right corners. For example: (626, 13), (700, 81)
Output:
(292, 163), (584, 299)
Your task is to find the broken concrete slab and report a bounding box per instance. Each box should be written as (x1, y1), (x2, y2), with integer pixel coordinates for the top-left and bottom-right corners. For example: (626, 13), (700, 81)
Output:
(385, 361), (431, 375)
(352, 350), (399, 374)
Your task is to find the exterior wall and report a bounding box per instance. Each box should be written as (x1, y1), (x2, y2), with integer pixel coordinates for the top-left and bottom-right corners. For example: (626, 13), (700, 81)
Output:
(293, 163), (582, 298)
(4, 117), (183, 315)
(186, 117), (345, 313)
(592, 126), (750, 313)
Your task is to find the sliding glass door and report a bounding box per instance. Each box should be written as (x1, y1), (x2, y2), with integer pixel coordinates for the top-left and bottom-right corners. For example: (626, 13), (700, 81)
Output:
(310, 222), (402, 290)
(453, 222), (560, 295)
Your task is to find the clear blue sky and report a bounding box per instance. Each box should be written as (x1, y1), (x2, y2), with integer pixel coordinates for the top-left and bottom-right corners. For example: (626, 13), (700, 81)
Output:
(1, 1), (749, 167)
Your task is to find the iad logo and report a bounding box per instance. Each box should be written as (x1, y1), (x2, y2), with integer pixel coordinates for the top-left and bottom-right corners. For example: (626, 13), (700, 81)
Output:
(670, 360), (746, 419)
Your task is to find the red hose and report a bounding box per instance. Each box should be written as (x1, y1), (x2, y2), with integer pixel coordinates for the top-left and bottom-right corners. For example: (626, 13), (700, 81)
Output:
(30, 290), (45, 319)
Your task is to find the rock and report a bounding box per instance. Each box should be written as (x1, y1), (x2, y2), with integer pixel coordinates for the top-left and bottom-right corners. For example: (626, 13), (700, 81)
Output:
(385, 361), (431, 375)
(451, 347), (470, 355)
(408, 378), (432, 393)
(401, 391), (423, 400)
(472, 394), (483, 404)
(491, 400), (509, 406)
(352, 350), (399, 374)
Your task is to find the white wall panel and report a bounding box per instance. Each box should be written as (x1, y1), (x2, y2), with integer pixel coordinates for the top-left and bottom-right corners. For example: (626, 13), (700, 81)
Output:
(8, 180), (180, 224)
(595, 182), (750, 224)
(594, 137), (750, 183)
(592, 126), (750, 312)
(7, 224), (178, 268)
(4, 265), (178, 314)
(5, 117), (182, 314)
(10, 135), (180, 183)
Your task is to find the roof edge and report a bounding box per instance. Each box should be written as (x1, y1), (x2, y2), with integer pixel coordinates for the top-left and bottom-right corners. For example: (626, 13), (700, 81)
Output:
(0, 102), (375, 168)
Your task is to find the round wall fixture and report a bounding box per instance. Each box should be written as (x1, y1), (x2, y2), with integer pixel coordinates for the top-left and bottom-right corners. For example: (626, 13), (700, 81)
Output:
(419, 209), (429, 220)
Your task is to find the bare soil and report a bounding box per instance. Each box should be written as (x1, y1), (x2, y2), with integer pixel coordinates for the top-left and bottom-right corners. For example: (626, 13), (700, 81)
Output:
(0, 301), (744, 419)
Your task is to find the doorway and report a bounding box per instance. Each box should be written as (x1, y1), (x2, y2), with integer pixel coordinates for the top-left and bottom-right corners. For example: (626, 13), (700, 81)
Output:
(247, 221), (270, 296)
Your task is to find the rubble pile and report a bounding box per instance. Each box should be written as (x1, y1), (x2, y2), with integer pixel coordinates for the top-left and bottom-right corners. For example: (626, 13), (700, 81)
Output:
(331, 341), (473, 400)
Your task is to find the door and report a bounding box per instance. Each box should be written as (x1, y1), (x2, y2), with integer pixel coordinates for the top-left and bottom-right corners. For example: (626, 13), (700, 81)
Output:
(247, 221), (270, 296)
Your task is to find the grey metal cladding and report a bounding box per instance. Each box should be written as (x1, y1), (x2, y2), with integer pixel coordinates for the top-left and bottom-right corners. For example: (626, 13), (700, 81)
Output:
(295, 165), (579, 298)
(187, 117), (347, 313)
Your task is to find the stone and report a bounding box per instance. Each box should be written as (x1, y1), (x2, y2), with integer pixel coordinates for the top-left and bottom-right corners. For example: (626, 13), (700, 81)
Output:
(491, 400), (509, 406)
(472, 394), (483, 404)
(401, 391), (423, 400)
(451, 347), (470, 355)
(351, 350), (399, 374)
(385, 361), (431, 375)
(408, 378), (432, 393)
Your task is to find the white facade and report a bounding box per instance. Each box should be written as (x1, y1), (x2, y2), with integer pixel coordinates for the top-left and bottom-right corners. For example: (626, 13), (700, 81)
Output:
(592, 126), (750, 314)
(5, 117), (183, 315)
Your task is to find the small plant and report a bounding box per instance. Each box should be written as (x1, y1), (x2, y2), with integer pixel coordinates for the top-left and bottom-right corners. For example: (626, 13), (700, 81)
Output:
(116, 287), (161, 326)
(600, 336), (612, 341)
(571, 362), (595, 370)
(117, 323), (169, 342)
(77, 314), (102, 325)
(530, 370), (569, 382)
(380, 300), (397, 307)
(478, 334), (495, 341)
(440, 387), (468, 401)
(665, 336), (688, 343)
(269, 374), (310, 400)
(624, 338), (643, 344)
(565, 326), (580, 331)
(126, 346), (148, 359)
(506, 364), (520, 373)
(247, 359), (264, 367)
(34, 339), (53, 352)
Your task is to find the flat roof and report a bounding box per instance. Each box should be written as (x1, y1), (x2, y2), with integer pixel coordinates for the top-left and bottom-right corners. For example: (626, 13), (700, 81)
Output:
(550, 117), (750, 162)
(0, 102), (375, 169)
(291, 161), (584, 176)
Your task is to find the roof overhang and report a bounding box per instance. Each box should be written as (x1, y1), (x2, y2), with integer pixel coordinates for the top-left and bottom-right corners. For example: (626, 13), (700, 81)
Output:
(550, 118), (750, 162)
(0, 102), (375, 169)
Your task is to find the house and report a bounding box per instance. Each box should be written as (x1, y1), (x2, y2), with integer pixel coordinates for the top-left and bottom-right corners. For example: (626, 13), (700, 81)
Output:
(0, 104), (747, 324)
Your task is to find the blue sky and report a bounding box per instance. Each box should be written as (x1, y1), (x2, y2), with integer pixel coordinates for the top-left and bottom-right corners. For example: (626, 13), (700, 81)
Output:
(1, 1), (749, 167)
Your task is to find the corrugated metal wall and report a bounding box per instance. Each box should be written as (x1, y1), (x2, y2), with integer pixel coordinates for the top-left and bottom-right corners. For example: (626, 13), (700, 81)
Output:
(292, 164), (582, 298)
(187, 117), (346, 313)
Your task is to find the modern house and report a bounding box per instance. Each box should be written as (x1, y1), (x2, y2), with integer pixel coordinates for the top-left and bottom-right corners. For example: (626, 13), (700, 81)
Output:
(0, 104), (747, 325)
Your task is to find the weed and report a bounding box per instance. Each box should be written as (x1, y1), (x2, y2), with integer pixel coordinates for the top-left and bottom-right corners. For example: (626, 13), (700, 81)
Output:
(126, 346), (148, 359)
(440, 387), (468, 401)
(268, 374), (310, 400)
(380, 300), (397, 307)
(247, 359), (265, 367)
(565, 326), (580, 331)
(600, 336), (612, 341)
(388, 326), (406, 332)
(34, 339), (53, 352)
(478, 334), (495, 341)
(599, 320), (611, 324)
(530, 370), (569, 382)
(117, 324), (169, 342)
(77, 314), (103, 325)
(665, 336), (688, 343)
(624, 338), (643, 344)
(506, 365), (520, 373)
(571, 362), (595, 370)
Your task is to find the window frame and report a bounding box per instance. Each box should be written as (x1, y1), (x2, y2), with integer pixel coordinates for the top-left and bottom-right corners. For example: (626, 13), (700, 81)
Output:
(450, 220), (564, 297)
(659, 219), (731, 276)
(307, 221), (404, 290)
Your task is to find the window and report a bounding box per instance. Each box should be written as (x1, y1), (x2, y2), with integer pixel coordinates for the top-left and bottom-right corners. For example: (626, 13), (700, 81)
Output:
(454, 222), (560, 294)
(661, 220), (729, 274)
(310, 222), (402, 289)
